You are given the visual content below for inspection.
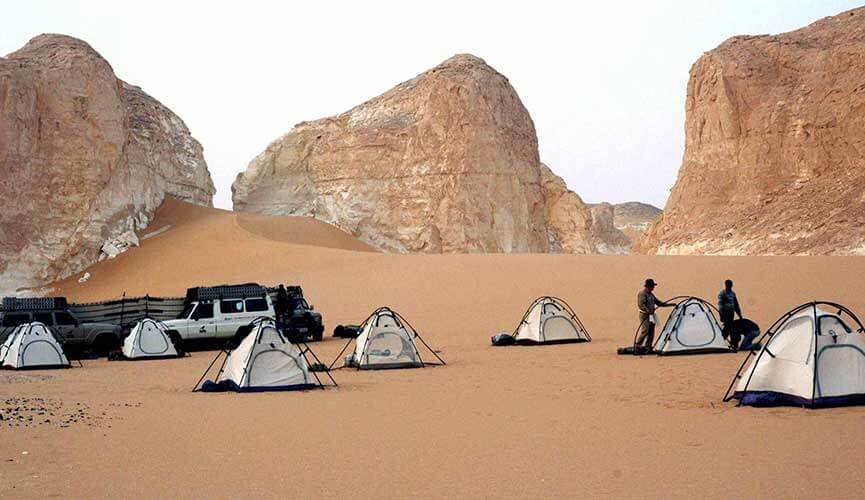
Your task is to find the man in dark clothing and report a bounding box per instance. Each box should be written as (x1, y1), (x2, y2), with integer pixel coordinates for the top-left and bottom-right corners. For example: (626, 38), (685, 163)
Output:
(718, 279), (743, 348)
(635, 278), (673, 353)
(275, 284), (289, 329)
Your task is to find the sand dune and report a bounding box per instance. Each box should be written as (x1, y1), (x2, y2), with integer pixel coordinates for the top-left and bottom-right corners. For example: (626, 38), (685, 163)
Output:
(3, 201), (865, 498)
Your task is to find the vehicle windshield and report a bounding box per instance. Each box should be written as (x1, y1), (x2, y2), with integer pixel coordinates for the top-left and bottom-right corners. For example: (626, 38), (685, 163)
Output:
(179, 303), (196, 319)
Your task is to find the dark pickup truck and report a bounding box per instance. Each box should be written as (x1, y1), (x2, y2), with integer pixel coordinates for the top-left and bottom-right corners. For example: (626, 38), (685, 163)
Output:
(274, 285), (324, 342)
(0, 298), (122, 354)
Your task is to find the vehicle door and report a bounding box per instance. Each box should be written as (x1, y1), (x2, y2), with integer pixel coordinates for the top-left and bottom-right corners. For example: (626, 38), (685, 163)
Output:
(218, 299), (246, 338)
(53, 311), (80, 344)
(189, 302), (216, 339)
(245, 298), (270, 319)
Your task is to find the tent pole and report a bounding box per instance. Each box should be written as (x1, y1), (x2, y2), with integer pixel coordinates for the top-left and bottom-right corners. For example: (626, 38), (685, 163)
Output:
(328, 338), (354, 370)
(193, 350), (225, 392)
(301, 342), (337, 387)
(811, 302), (819, 405)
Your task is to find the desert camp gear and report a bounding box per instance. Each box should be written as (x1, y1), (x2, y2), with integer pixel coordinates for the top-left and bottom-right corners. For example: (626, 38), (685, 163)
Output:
(509, 297), (591, 345)
(194, 317), (335, 392)
(329, 307), (445, 370)
(0, 322), (70, 369)
(724, 302), (865, 408)
(653, 297), (733, 355)
(333, 324), (361, 338)
(491, 332), (516, 346)
(121, 318), (183, 359)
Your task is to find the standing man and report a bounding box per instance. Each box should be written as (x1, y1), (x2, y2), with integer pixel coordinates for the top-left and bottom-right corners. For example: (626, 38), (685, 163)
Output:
(718, 279), (743, 348)
(275, 284), (289, 330)
(635, 278), (672, 353)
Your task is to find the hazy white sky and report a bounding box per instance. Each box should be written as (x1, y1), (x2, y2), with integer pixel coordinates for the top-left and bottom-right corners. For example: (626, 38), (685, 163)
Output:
(2, 1), (860, 209)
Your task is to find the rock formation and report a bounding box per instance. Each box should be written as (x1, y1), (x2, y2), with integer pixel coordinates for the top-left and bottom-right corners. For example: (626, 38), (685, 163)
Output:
(0, 34), (214, 294)
(233, 54), (597, 254)
(588, 202), (662, 253)
(589, 204), (632, 254)
(640, 7), (865, 255)
(539, 164), (595, 254)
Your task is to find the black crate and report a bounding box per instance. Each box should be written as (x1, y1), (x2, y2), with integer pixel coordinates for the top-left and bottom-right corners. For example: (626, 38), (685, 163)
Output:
(2, 296), (68, 311)
(185, 284), (267, 302)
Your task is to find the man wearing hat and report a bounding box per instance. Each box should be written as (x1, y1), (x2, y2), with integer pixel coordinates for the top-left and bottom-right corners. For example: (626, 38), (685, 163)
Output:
(635, 278), (673, 353)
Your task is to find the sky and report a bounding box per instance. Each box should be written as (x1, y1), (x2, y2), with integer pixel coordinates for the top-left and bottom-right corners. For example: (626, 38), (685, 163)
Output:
(2, 0), (861, 210)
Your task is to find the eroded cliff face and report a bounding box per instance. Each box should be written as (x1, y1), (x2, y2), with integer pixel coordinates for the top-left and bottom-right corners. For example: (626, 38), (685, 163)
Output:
(588, 204), (632, 255)
(0, 34), (214, 294)
(233, 54), (598, 254)
(640, 7), (865, 255)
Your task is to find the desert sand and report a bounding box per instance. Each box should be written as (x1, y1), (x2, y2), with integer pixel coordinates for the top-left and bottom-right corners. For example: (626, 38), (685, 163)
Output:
(3, 200), (865, 498)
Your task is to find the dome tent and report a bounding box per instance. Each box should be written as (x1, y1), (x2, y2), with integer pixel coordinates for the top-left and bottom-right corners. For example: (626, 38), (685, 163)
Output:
(0, 322), (70, 369)
(195, 317), (334, 392)
(724, 302), (865, 408)
(121, 318), (182, 359)
(511, 297), (591, 345)
(654, 297), (733, 355)
(331, 307), (445, 370)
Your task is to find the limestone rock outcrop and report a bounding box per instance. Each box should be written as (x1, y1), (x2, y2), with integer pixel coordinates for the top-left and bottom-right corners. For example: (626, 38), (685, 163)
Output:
(233, 54), (597, 254)
(588, 202), (662, 252)
(0, 34), (214, 294)
(639, 7), (865, 255)
(589, 204), (632, 254)
(539, 164), (595, 254)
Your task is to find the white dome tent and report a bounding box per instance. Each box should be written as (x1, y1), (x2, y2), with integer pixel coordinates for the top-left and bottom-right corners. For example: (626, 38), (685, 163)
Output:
(724, 302), (865, 408)
(195, 317), (334, 392)
(331, 307), (445, 370)
(0, 322), (70, 369)
(121, 318), (182, 359)
(512, 297), (591, 345)
(654, 297), (733, 355)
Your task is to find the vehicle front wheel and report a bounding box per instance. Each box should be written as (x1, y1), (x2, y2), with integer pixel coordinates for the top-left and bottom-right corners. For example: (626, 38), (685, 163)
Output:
(93, 333), (120, 356)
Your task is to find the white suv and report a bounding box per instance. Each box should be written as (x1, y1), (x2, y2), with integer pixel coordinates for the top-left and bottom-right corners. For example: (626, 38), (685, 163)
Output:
(163, 295), (274, 340)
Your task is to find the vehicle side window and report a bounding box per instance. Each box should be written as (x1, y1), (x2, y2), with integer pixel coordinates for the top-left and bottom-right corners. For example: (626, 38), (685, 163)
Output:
(55, 312), (77, 326)
(2, 313), (30, 327)
(33, 312), (54, 325)
(245, 298), (268, 312)
(220, 300), (244, 314)
(192, 303), (214, 320)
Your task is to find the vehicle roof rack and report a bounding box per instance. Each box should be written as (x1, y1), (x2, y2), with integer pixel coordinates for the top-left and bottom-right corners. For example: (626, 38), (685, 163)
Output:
(2, 296), (69, 311)
(185, 284), (267, 302)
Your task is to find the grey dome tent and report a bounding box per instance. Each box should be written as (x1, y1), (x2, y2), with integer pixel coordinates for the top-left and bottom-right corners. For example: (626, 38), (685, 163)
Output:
(654, 297), (733, 355)
(511, 297), (591, 345)
(724, 301), (865, 408)
(0, 322), (70, 369)
(121, 318), (182, 359)
(330, 307), (445, 370)
(194, 317), (335, 392)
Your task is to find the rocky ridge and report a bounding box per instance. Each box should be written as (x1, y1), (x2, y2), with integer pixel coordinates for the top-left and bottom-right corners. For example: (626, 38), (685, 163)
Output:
(0, 35), (214, 294)
(639, 7), (865, 255)
(233, 54), (601, 254)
